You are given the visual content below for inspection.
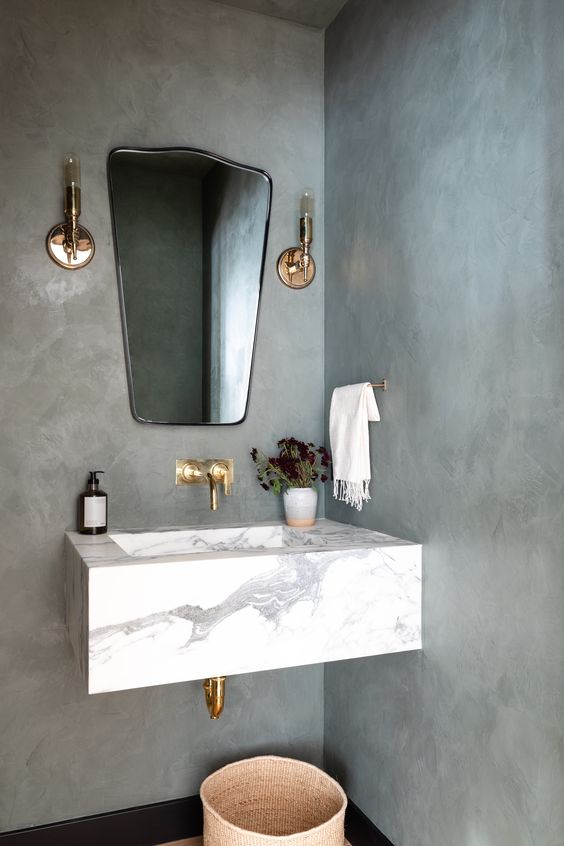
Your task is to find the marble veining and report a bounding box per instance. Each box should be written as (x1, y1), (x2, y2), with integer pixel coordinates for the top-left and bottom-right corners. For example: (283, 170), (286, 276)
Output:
(65, 519), (422, 694)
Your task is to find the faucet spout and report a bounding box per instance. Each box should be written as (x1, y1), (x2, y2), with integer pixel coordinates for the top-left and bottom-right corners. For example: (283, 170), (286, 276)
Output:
(207, 472), (218, 511)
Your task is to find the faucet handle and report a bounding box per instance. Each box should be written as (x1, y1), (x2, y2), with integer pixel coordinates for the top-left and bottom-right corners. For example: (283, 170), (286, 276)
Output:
(211, 461), (233, 496)
(176, 459), (233, 499)
(178, 461), (204, 484)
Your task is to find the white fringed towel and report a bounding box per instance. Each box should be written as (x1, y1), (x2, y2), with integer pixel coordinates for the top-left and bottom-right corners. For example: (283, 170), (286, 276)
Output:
(330, 383), (380, 511)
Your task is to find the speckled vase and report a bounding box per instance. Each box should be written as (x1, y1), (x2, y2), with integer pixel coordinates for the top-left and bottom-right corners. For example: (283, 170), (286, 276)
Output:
(283, 487), (318, 527)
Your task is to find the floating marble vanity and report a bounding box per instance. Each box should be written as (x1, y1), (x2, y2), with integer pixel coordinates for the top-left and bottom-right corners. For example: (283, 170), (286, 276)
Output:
(65, 519), (421, 695)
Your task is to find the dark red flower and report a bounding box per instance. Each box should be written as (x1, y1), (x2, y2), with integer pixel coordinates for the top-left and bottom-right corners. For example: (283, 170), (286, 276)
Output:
(251, 437), (331, 494)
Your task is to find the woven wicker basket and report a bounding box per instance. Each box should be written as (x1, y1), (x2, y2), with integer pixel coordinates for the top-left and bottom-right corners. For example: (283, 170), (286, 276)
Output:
(200, 756), (347, 846)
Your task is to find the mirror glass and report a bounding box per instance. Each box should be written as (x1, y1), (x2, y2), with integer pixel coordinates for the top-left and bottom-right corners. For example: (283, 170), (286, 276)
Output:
(108, 147), (271, 424)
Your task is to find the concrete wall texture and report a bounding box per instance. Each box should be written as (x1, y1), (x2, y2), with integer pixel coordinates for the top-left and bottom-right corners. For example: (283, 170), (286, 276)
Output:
(324, 1), (564, 844)
(0, 0), (324, 831)
(3, 0), (562, 839)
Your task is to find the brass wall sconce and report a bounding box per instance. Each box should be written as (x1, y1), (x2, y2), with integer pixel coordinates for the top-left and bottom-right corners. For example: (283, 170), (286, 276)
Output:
(277, 188), (316, 289)
(46, 153), (95, 270)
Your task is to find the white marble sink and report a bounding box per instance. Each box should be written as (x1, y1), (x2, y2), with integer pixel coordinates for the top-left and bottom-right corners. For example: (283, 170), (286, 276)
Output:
(65, 519), (422, 694)
(109, 522), (399, 557)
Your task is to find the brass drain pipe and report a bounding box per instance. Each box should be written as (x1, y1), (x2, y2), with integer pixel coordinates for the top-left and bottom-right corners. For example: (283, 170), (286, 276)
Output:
(203, 676), (226, 719)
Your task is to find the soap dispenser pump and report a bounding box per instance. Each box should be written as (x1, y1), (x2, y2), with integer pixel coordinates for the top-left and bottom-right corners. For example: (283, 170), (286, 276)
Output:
(78, 470), (107, 535)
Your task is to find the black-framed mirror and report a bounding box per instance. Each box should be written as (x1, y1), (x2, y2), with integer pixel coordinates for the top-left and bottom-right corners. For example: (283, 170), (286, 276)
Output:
(108, 147), (272, 425)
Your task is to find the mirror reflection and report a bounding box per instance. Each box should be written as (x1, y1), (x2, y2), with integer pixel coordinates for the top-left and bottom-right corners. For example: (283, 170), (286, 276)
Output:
(108, 148), (271, 424)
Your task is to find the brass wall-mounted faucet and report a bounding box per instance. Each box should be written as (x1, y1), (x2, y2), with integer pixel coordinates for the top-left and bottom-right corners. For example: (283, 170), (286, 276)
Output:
(176, 459), (234, 511)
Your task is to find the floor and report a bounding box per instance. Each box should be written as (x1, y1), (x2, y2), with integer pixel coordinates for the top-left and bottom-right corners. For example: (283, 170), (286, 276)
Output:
(161, 840), (202, 846)
(160, 839), (351, 845)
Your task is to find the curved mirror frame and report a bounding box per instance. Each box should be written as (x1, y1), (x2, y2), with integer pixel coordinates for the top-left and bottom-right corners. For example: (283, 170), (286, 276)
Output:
(108, 147), (272, 425)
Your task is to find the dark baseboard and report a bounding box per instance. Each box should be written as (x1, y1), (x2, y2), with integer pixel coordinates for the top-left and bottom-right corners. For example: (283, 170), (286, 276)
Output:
(0, 795), (202, 846)
(346, 800), (395, 846)
(0, 794), (393, 846)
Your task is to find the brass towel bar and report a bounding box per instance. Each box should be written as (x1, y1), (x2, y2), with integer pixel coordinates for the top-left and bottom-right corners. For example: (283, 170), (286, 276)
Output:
(370, 379), (388, 391)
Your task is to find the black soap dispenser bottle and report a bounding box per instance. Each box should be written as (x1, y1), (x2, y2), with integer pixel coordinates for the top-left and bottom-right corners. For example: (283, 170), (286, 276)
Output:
(78, 470), (108, 535)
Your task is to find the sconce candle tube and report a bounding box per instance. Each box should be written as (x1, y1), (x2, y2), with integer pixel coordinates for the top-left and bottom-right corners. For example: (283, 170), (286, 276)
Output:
(64, 152), (81, 187)
(299, 188), (313, 244)
(64, 153), (81, 217)
(300, 188), (314, 218)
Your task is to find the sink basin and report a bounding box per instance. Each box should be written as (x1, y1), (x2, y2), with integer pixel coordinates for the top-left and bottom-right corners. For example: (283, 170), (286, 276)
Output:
(109, 522), (393, 558)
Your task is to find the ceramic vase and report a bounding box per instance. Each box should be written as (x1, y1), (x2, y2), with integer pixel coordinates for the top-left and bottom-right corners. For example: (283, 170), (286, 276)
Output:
(283, 487), (318, 528)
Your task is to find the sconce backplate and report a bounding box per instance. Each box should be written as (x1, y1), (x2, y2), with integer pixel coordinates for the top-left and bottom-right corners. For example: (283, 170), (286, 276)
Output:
(46, 223), (95, 270)
(277, 248), (316, 289)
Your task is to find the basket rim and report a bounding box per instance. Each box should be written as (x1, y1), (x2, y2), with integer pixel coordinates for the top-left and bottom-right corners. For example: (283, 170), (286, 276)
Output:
(200, 755), (348, 842)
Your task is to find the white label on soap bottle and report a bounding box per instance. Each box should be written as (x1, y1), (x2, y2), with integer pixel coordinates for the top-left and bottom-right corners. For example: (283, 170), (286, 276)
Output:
(84, 496), (107, 528)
